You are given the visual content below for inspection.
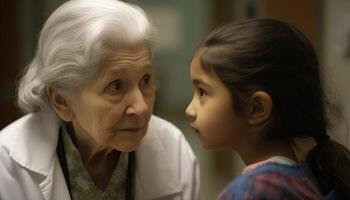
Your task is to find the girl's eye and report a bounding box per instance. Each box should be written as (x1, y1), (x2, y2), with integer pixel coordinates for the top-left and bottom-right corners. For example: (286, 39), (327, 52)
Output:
(199, 88), (206, 97)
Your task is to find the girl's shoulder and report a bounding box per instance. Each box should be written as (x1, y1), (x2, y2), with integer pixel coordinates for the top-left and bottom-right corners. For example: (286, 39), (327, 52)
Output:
(217, 157), (324, 200)
(243, 157), (313, 177)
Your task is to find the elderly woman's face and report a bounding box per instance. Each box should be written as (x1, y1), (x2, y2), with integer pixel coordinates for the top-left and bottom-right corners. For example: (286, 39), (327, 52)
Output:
(66, 44), (155, 152)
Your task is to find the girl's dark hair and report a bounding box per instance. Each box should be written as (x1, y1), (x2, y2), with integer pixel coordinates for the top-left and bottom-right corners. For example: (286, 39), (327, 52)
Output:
(198, 18), (350, 197)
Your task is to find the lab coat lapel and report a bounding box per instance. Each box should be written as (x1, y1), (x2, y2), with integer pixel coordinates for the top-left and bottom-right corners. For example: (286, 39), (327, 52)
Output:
(135, 118), (181, 199)
(9, 112), (70, 200)
(10, 113), (59, 176)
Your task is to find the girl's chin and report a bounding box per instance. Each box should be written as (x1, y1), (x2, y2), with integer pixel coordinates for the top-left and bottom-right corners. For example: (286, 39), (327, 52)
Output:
(201, 143), (220, 150)
(197, 136), (216, 149)
(198, 136), (226, 150)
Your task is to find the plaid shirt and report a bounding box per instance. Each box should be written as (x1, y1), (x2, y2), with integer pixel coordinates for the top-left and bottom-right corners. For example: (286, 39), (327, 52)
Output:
(217, 158), (324, 200)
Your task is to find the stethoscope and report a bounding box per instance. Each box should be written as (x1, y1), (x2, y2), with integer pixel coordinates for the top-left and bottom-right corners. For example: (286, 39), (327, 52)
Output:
(56, 127), (135, 200)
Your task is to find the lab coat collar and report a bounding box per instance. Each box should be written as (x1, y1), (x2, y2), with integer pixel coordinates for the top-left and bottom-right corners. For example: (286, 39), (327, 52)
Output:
(9, 113), (182, 199)
(135, 116), (182, 199)
(9, 112), (60, 177)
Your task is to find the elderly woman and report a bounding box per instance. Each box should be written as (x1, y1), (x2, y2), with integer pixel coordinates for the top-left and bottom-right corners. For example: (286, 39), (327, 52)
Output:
(0, 0), (199, 199)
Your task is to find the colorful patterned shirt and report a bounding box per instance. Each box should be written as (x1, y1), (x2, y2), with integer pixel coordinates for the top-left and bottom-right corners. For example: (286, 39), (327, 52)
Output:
(62, 127), (128, 200)
(217, 156), (324, 200)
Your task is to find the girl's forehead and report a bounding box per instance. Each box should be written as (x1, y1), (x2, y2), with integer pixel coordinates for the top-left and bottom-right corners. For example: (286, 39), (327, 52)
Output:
(190, 56), (221, 88)
(190, 55), (205, 76)
(191, 54), (219, 79)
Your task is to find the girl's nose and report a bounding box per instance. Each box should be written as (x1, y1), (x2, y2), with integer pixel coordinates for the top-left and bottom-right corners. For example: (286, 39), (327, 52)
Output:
(185, 104), (196, 121)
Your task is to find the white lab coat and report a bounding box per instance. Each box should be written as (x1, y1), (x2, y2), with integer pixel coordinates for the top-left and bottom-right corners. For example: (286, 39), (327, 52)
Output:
(0, 112), (200, 200)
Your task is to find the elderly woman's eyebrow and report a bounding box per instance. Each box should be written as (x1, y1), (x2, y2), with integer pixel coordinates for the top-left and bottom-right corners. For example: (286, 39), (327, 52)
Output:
(101, 63), (154, 79)
(140, 63), (153, 69)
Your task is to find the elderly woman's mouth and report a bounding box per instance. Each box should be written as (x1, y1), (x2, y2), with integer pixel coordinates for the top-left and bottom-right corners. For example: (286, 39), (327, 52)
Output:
(118, 127), (144, 132)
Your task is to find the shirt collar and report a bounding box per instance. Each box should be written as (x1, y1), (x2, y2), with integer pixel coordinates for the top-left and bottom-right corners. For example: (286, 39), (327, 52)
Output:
(62, 126), (128, 198)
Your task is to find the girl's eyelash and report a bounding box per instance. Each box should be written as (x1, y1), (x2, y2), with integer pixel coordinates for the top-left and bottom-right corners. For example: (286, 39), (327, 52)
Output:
(198, 88), (206, 97)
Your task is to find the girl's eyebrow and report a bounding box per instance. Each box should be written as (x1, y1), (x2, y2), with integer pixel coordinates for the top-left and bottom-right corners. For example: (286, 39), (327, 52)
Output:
(193, 78), (210, 87)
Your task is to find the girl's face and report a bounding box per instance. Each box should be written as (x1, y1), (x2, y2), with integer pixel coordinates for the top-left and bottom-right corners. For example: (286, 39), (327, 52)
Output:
(65, 43), (156, 152)
(186, 54), (249, 149)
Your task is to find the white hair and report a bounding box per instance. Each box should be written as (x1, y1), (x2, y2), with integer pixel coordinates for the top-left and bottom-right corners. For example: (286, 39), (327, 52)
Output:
(17, 0), (156, 114)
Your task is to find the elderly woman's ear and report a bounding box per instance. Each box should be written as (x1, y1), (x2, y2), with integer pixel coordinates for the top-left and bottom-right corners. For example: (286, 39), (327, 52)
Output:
(47, 86), (74, 122)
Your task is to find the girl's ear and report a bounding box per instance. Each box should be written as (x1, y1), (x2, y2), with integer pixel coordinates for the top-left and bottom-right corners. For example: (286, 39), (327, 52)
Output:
(246, 91), (272, 126)
(46, 86), (74, 122)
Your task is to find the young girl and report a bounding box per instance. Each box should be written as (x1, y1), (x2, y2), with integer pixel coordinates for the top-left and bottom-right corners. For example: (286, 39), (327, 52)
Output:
(186, 18), (350, 199)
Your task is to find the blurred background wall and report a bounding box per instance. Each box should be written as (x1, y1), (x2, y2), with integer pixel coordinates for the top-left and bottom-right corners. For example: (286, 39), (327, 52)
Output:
(1, 0), (350, 199)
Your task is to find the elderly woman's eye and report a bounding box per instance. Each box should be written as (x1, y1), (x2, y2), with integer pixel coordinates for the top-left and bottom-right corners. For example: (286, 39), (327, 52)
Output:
(141, 74), (152, 86)
(107, 80), (123, 92)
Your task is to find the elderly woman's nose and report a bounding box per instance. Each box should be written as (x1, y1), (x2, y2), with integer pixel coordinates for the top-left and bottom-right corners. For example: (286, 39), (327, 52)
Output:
(125, 89), (149, 116)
